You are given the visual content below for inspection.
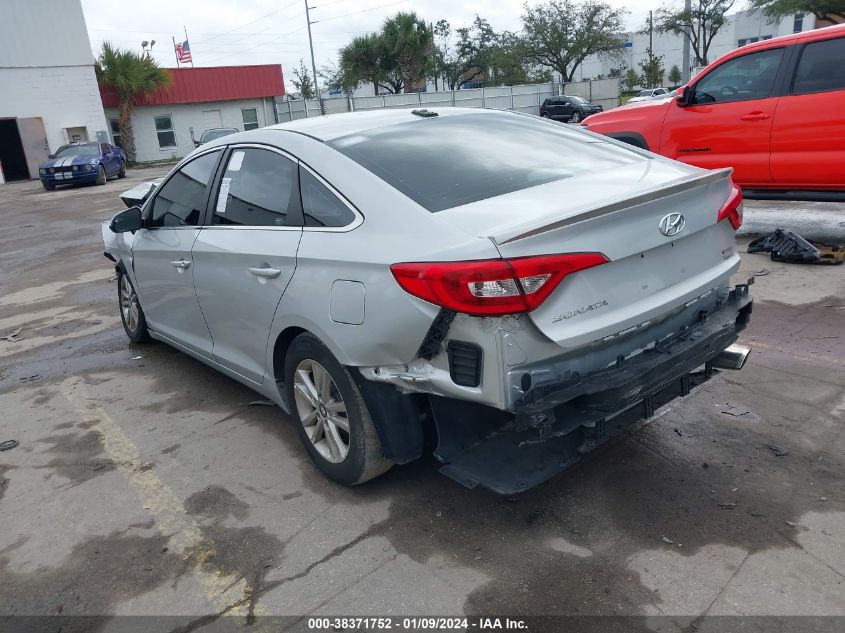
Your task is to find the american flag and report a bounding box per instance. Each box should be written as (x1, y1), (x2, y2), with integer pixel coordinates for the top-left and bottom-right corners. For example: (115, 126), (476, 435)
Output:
(175, 39), (192, 64)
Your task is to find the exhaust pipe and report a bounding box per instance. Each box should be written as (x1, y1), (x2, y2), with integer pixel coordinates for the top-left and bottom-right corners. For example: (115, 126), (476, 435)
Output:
(712, 344), (751, 370)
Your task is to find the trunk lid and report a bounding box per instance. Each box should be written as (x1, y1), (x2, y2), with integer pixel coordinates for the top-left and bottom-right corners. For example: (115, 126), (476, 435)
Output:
(437, 162), (739, 350)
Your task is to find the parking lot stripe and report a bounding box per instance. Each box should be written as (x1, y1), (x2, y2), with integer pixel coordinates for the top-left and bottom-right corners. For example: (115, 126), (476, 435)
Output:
(61, 377), (269, 622)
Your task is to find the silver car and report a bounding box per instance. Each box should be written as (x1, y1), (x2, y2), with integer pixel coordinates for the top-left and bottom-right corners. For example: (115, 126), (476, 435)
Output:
(103, 108), (752, 494)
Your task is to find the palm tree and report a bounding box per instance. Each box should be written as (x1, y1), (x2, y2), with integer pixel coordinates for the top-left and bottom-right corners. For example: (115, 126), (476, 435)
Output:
(339, 34), (387, 96)
(96, 42), (170, 163)
(381, 12), (433, 93)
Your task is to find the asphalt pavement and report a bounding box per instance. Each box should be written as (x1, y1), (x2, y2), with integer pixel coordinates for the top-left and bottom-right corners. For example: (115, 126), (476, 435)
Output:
(0, 171), (843, 632)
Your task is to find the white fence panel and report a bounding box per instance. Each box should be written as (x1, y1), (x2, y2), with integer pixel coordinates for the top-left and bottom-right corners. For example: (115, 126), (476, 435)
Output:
(419, 92), (453, 107)
(453, 88), (483, 108)
(352, 95), (385, 111)
(383, 93), (422, 108)
(323, 97), (348, 114)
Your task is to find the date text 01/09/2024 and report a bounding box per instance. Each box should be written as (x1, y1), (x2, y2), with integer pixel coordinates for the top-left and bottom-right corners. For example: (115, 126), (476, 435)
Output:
(306, 617), (529, 630)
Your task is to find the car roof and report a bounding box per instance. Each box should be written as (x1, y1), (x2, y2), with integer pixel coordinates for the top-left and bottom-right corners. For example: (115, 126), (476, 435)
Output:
(266, 107), (504, 141)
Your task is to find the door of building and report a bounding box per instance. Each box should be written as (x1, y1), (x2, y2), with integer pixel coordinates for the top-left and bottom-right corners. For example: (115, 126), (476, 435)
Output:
(18, 117), (50, 180)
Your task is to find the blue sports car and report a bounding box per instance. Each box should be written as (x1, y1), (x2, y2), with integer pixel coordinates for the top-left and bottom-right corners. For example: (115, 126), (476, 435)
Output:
(39, 142), (126, 190)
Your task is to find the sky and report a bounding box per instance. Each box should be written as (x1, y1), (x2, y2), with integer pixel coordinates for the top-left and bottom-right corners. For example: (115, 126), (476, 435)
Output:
(80, 0), (744, 93)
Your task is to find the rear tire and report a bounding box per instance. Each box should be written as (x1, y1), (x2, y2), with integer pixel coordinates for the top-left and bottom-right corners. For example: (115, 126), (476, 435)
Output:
(95, 165), (106, 185)
(284, 333), (392, 486)
(571, 111), (582, 123)
(118, 270), (150, 343)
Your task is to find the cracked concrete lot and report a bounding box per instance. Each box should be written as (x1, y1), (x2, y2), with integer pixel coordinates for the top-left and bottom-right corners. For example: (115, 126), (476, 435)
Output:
(0, 172), (843, 632)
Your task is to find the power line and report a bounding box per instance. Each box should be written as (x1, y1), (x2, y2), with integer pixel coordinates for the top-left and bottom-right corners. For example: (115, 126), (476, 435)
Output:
(309, 0), (409, 25)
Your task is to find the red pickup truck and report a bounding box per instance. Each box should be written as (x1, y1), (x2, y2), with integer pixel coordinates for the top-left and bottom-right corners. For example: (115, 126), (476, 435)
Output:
(582, 23), (845, 200)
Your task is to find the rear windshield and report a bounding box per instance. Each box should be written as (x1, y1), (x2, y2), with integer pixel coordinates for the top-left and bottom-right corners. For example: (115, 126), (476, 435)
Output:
(328, 112), (641, 212)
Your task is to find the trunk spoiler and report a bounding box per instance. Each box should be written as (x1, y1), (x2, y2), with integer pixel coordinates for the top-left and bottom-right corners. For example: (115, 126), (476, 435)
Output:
(494, 168), (734, 245)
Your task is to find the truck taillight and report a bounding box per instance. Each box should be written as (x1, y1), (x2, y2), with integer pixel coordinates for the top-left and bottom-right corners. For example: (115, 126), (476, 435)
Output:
(717, 185), (743, 230)
(390, 253), (609, 316)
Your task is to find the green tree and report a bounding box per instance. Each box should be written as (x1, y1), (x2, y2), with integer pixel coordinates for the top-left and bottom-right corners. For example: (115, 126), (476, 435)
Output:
(338, 33), (387, 95)
(749, 0), (845, 22)
(639, 51), (665, 88)
(520, 0), (627, 82)
(655, 0), (736, 67)
(434, 17), (498, 90)
(95, 42), (170, 163)
(291, 58), (315, 99)
(624, 68), (640, 91)
(668, 64), (682, 86)
(382, 12), (434, 93)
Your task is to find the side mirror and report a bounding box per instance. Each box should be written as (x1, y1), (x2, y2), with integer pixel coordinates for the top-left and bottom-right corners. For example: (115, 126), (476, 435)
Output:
(194, 140), (201, 148)
(109, 206), (143, 233)
(675, 85), (690, 106)
(48, 154), (55, 159)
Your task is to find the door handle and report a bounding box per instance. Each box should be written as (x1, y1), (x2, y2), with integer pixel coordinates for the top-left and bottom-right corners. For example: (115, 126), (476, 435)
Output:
(740, 112), (770, 121)
(248, 266), (281, 279)
(170, 259), (191, 270)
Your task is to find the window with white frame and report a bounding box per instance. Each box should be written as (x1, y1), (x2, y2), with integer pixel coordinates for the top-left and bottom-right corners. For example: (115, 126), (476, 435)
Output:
(242, 107), (259, 131)
(154, 115), (177, 148)
(109, 119), (122, 149)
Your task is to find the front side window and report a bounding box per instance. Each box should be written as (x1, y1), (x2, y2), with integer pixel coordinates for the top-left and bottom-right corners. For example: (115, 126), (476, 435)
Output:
(242, 108), (259, 131)
(212, 148), (296, 226)
(100, 143), (111, 153)
(329, 112), (641, 213)
(300, 169), (356, 228)
(154, 115), (176, 148)
(149, 151), (220, 227)
(692, 48), (784, 104)
(792, 37), (845, 95)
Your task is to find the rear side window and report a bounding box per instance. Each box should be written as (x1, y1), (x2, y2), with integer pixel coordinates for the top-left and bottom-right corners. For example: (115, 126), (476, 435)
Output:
(213, 148), (297, 226)
(793, 37), (845, 95)
(149, 150), (220, 227)
(693, 48), (784, 104)
(300, 169), (356, 227)
(328, 112), (640, 212)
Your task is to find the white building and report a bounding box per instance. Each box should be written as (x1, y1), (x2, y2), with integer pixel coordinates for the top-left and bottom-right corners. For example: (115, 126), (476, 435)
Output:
(100, 65), (284, 163)
(576, 9), (818, 85)
(0, 0), (108, 182)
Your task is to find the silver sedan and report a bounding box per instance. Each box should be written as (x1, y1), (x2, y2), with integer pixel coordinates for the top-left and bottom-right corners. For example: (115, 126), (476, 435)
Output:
(104, 108), (752, 493)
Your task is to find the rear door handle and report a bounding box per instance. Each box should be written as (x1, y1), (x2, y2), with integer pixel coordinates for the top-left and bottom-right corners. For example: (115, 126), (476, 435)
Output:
(248, 266), (281, 279)
(740, 112), (770, 121)
(170, 259), (191, 270)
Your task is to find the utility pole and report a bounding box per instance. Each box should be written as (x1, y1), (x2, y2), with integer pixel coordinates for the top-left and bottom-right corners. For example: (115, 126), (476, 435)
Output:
(682, 0), (691, 83)
(304, 1), (324, 114)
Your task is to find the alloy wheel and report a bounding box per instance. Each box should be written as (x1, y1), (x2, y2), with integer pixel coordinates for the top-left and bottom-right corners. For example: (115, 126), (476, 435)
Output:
(293, 359), (350, 463)
(571, 112), (581, 123)
(119, 275), (139, 333)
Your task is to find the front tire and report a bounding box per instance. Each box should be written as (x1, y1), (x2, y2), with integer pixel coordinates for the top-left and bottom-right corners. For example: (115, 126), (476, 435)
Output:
(42, 182), (55, 191)
(118, 161), (127, 178)
(118, 270), (150, 343)
(95, 165), (106, 185)
(285, 333), (392, 486)
(541, 112), (550, 118)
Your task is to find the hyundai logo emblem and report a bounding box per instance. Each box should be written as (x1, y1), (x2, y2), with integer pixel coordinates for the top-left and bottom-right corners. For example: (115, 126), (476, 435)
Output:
(659, 212), (686, 237)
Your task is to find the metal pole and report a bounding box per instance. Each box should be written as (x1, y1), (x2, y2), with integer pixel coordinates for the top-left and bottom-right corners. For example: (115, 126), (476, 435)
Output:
(682, 0), (691, 83)
(304, 1), (324, 114)
(172, 36), (180, 68)
(648, 10), (653, 88)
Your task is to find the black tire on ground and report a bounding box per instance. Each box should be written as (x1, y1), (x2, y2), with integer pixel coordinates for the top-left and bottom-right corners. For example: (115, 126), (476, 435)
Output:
(284, 333), (392, 486)
(43, 182), (55, 191)
(117, 270), (150, 343)
(571, 111), (581, 123)
(541, 112), (550, 118)
(118, 161), (126, 178)
(95, 164), (106, 185)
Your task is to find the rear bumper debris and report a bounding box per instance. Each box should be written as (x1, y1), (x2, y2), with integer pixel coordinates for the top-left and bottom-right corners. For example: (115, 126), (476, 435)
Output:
(431, 281), (753, 494)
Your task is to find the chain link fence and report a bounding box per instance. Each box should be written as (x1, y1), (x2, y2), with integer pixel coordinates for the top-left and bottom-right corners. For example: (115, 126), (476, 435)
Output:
(274, 82), (564, 122)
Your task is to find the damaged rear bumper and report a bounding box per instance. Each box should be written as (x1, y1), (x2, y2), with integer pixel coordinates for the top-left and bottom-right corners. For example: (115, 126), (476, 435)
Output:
(431, 282), (753, 494)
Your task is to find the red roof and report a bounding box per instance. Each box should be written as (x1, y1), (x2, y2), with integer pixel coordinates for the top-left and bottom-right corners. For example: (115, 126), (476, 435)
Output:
(100, 64), (284, 107)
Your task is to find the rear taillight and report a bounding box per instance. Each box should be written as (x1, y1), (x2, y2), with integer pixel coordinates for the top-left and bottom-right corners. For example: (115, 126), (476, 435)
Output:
(717, 185), (743, 230)
(390, 253), (609, 316)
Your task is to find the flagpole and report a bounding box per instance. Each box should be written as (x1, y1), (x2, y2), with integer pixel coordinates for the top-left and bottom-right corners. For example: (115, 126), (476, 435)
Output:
(183, 26), (193, 66)
(172, 36), (180, 68)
